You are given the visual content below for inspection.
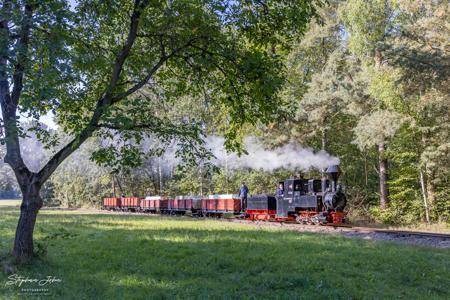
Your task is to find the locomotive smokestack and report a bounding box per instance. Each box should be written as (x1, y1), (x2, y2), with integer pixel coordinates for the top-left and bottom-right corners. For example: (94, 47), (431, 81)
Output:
(326, 165), (341, 192)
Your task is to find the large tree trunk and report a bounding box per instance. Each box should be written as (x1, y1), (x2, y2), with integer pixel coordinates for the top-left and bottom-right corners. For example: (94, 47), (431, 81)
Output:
(378, 142), (389, 209)
(13, 186), (43, 262)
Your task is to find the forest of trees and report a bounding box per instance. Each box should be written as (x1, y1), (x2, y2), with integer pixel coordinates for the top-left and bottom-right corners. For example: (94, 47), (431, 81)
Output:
(1, 0), (448, 229)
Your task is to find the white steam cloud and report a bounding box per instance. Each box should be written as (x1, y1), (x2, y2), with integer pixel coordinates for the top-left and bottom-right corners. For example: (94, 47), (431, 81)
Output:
(16, 132), (339, 174)
(206, 136), (339, 171)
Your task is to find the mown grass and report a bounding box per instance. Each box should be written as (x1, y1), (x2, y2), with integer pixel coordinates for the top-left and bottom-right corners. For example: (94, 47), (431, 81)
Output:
(0, 208), (449, 299)
(0, 200), (21, 207)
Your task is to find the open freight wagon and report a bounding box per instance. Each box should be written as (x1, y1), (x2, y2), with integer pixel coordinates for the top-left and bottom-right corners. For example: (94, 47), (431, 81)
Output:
(201, 194), (242, 216)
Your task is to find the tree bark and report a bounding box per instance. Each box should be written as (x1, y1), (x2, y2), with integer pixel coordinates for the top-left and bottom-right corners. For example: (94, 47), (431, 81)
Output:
(378, 142), (389, 209)
(321, 128), (327, 152)
(364, 153), (368, 187)
(321, 127), (328, 193)
(425, 167), (435, 211)
(419, 168), (430, 223)
(13, 184), (43, 262)
(420, 131), (435, 220)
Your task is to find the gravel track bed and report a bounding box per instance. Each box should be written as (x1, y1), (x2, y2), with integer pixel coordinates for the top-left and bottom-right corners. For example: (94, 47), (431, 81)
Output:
(225, 219), (450, 249)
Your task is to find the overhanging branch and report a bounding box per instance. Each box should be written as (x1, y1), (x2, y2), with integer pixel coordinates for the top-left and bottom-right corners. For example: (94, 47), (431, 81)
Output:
(111, 38), (201, 104)
(36, 0), (148, 184)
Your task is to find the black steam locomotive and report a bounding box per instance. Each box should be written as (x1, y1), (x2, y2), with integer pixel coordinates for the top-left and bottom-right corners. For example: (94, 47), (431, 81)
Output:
(246, 165), (348, 225)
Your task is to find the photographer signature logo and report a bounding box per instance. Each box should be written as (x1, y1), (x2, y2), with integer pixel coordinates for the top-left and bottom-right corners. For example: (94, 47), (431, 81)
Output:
(5, 274), (62, 287)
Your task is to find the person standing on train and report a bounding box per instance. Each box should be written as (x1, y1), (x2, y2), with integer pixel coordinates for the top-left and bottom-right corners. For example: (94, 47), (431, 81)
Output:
(276, 183), (284, 197)
(239, 182), (249, 210)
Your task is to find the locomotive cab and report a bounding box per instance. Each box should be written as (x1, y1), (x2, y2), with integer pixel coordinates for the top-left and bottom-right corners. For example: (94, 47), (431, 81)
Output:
(284, 179), (308, 197)
(276, 178), (322, 218)
(273, 165), (348, 225)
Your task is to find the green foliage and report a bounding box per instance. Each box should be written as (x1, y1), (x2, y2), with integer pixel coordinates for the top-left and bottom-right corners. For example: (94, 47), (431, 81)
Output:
(165, 166), (292, 196)
(340, 0), (397, 57)
(366, 65), (405, 111)
(352, 110), (409, 150)
(49, 0), (317, 156)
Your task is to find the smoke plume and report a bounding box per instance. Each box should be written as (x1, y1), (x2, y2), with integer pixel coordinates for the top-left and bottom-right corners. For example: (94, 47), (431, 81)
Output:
(206, 136), (339, 171)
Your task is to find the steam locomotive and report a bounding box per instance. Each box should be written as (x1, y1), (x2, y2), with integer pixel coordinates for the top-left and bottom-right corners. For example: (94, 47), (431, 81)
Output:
(246, 165), (347, 224)
(103, 165), (348, 225)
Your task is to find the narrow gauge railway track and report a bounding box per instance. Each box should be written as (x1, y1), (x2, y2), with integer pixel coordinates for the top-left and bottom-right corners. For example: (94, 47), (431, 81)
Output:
(227, 218), (450, 240)
(234, 219), (450, 239)
(222, 217), (450, 248)
(350, 227), (450, 240)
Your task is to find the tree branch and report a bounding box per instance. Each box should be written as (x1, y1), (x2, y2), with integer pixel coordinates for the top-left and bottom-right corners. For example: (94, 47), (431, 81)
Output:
(110, 56), (166, 104)
(111, 38), (199, 103)
(36, 0), (147, 184)
(104, 0), (145, 98)
(0, 1), (33, 185)
(11, 3), (33, 105)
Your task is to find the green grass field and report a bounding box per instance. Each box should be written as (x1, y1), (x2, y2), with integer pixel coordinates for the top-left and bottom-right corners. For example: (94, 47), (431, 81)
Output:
(0, 208), (449, 299)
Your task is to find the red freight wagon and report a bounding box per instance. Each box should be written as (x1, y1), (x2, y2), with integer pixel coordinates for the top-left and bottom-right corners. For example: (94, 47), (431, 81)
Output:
(179, 199), (186, 210)
(208, 194), (241, 213)
(168, 199), (176, 210)
(140, 199), (151, 209)
(112, 197), (121, 208)
(102, 198), (108, 208)
(172, 196), (191, 214)
(175, 196), (188, 211)
(185, 198), (192, 210)
(206, 195), (219, 211)
(191, 196), (203, 212)
(103, 197), (121, 210)
(154, 198), (169, 211)
(140, 197), (158, 211)
(121, 197), (141, 211)
(217, 198), (226, 211)
(178, 196), (203, 215)
(144, 196), (168, 211)
(217, 194), (241, 212)
(201, 198), (208, 211)
(224, 198), (241, 212)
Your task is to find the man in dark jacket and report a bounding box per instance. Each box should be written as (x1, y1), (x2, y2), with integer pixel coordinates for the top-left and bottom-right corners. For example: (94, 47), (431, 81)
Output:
(276, 183), (284, 197)
(239, 182), (249, 210)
